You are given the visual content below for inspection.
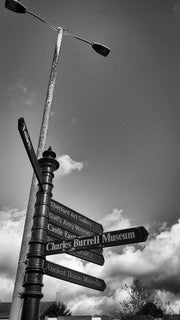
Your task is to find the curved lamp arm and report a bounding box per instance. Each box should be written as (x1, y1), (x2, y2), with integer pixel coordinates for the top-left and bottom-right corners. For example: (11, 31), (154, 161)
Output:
(5, 0), (111, 57)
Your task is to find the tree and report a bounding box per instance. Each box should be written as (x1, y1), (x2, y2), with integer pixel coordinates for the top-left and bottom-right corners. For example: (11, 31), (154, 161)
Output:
(159, 300), (175, 315)
(40, 301), (71, 319)
(136, 302), (163, 318)
(110, 279), (164, 317)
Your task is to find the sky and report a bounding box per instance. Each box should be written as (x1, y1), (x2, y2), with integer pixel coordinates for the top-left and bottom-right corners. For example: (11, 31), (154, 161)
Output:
(1, 0), (180, 316)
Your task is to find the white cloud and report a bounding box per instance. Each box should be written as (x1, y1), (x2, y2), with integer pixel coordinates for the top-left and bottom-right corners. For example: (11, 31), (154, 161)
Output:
(68, 294), (104, 315)
(7, 77), (36, 108)
(0, 208), (25, 302)
(0, 277), (15, 301)
(0, 207), (25, 223)
(1, 207), (180, 315)
(100, 208), (131, 231)
(100, 219), (180, 295)
(49, 215), (180, 315)
(57, 155), (84, 176)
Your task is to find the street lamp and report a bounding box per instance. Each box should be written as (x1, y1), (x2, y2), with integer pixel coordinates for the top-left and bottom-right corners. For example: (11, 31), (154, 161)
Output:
(5, 0), (110, 57)
(5, 1), (110, 320)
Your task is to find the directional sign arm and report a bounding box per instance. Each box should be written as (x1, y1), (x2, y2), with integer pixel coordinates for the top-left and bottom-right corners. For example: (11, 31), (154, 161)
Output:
(46, 235), (104, 266)
(18, 118), (44, 191)
(45, 226), (149, 254)
(44, 261), (106, 291)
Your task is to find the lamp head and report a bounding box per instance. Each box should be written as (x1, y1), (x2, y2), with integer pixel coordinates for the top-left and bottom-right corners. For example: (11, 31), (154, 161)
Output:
(92, 42), (110, 57)
(5, 0), (27, 13)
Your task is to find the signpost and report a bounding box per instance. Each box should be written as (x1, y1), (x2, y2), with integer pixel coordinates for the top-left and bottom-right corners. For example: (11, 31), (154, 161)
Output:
(44, 261), (106, 291)
(45, 226), (149, 255)
(18, 118), (44, 191)
(18, 118), (149, 320)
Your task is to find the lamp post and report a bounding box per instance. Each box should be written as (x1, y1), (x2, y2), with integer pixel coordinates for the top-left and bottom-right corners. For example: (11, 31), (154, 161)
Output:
(5, 0), (110, 56)
(5, 1), (110, 320)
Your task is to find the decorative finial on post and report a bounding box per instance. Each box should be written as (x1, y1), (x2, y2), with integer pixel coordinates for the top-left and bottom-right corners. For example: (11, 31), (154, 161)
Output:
(39, 147), (59, 172)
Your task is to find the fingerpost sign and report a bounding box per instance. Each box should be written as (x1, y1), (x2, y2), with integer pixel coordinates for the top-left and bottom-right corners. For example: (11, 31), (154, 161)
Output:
(45, 226), (149, 255)
(44, 260), (106, 291)
(18, 117), (44, 191)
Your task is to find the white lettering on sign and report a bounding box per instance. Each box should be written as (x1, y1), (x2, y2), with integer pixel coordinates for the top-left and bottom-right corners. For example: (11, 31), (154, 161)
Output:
(48, 224), (64, 237)
(78, 216), (91, 227)
(74, 224), (92, 236)
(83, 276), (101, 288)
(45, 261), (106, 291)
(50, 201), (92, 228)
(49, 212), (63, 225)
(63, 219), (75, 231)
(77, 250), (93, 259)
(102, 231), (136, 243)
(49, 211), (93, 236)
(73, 235), (100, 248)
(46, 263), (66, 277)
(46, 230), (138, 254)
(64, 230), (75, 239)
(70, 231), (136, 250)
(46, 240), (71, 252)
(67, 270), (82, 282)
(22, 123), (32, 151)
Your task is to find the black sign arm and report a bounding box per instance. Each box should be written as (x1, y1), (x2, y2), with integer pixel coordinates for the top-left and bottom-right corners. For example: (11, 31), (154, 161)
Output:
(18, 118), (44, 191)
(45, 226), (149, 253)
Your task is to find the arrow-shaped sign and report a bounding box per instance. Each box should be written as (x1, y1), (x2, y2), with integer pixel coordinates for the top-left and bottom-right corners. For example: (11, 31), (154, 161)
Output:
(18, 118), (44, 191)
(46, 235), (104, 266)
(44, 260), (106, 291)
(45, 226), (148, 255)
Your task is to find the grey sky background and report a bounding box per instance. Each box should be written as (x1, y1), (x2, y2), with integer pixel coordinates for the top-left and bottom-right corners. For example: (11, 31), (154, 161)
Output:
(1, 0), (180, 315)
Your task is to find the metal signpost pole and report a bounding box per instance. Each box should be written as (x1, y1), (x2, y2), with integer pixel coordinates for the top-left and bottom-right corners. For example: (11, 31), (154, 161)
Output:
(9, 28), (63, 320)
(21, 147), (59, 320)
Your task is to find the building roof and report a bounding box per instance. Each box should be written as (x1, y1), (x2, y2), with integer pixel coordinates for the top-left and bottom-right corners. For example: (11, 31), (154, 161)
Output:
(0, 303), (10, 319)
(57, 317), (113, 320)
(0, 301), (56, 319)
(0, 302), (113, 320)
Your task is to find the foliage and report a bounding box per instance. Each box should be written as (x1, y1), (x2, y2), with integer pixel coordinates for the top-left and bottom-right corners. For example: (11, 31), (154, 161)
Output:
(136, 302), (163, 318)
(40, 301), (71, 319)
(110, 279), (174, 318)
(111, 279), (158, 317)
(161, 300), (175, 315)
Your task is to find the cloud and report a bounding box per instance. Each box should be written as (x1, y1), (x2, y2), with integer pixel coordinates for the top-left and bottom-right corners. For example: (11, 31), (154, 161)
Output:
(68, 117), (79, 129)
(57, 155), (84, 176)
(46, 213), (180, 315)
(1, 206), (180, 314)
(6, 77), (36, 108)
(0, 207), (25, 223)
(100, 208), (131, 231)
(0, 208), (25, 284)
(0, 277), (15, 301)
(68, 294), (105, 315)
(100, 219), (180, 297)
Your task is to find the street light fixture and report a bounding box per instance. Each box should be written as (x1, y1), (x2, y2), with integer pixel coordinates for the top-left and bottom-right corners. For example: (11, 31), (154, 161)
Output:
(5, 0), (110, 57)
(5, 1), (110, 320)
